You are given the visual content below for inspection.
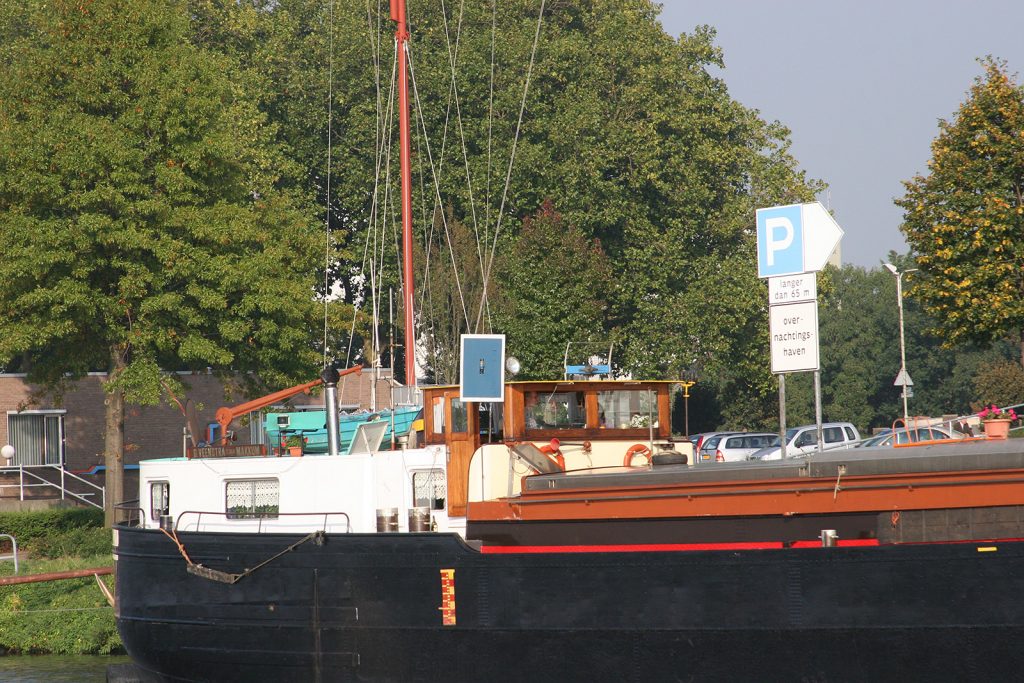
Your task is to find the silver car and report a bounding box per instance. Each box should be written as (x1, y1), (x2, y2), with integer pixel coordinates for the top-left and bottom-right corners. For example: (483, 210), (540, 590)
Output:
(751, 422), (862, 460)
(694, 432), (740, 464)
(856, 425), (965, 448)
(710, 432), (779, 463)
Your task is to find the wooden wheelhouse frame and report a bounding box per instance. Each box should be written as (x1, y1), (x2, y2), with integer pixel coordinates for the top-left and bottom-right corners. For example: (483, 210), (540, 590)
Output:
(422, 381), (675, 516)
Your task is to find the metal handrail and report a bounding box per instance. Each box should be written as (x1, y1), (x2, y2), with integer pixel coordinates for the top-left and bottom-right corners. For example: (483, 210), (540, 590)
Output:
(113, 502), (144, 527)
(0, 464), (104, 510)
(0, 532), (16, 577)
(0, 534), (18, 575)
(174, 510), (352, 534)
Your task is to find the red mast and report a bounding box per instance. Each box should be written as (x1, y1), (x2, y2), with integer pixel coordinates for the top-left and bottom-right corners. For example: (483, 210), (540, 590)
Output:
(390, 0), (416, 387)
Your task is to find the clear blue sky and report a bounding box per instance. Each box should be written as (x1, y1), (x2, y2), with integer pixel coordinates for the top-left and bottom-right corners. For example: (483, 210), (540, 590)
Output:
(657, 1), (1024, 267)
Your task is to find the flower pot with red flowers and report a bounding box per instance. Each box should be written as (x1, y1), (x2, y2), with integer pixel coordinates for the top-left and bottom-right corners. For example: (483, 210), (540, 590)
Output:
(978, 404), (1017, 439)
(284, 435), (305, 456)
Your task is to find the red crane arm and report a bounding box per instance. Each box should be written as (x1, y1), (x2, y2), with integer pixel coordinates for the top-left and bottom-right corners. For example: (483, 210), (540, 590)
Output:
(214, 365), (363, 444)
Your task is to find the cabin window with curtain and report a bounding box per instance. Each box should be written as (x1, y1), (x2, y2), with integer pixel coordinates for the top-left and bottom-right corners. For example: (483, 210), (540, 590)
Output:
(225, 479), (279, 519)
(150, 482), (170, 521)
(524, 391), (585, 430)
(597, 390), (657, 429)
(413, 469), (446, 510)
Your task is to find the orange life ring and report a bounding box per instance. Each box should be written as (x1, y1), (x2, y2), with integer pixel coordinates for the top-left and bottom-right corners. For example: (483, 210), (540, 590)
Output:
(623, 443), (652, 467)
(539, 438), (565, 470)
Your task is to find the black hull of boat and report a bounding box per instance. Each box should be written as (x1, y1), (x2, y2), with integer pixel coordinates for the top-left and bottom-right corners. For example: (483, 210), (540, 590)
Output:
(113, 526), (1024, 682)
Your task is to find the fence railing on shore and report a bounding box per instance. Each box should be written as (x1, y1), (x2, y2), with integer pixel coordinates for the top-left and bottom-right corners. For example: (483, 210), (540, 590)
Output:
(0, 533), (17, 574)
(0, 464), (104, 510)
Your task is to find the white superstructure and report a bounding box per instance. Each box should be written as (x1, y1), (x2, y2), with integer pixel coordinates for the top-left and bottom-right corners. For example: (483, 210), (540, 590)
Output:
(137, 445), (455, 535)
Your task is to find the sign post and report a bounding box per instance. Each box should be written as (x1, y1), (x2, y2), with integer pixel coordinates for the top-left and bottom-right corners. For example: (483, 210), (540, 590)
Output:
(757, 201), (844, 458)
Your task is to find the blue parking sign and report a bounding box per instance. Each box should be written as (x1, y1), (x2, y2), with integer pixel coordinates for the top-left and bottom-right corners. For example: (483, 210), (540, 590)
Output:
(460, 335), (505, 402)
(756, 204), (804, 278)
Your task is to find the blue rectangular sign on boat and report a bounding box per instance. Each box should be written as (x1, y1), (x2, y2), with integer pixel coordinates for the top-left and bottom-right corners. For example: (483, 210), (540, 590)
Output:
(460, 334), (505, 402)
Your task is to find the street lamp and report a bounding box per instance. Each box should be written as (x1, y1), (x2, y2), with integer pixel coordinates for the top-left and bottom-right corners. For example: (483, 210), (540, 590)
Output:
(679, 381), (696, 436)
(680, 364), (701, 437)
(883, 263), (918, 422)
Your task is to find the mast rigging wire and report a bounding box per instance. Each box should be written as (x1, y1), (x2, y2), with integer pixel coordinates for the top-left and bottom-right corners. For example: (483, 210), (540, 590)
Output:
(476, 0), (547, 332)
(437, 0), (488, 300)
(353, 1), (546, 377)
(405, 43), (471, 325)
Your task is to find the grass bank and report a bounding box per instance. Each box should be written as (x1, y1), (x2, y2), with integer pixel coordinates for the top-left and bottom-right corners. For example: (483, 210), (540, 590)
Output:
(0, 508), (122, 655)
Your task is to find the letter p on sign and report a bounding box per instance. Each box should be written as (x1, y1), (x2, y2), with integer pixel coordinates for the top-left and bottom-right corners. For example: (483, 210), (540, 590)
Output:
(765, 217), (793, 266)
(756, 204), (804, 278)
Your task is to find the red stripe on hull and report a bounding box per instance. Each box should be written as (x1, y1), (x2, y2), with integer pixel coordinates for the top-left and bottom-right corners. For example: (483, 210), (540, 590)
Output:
(479, 539), (881, 554)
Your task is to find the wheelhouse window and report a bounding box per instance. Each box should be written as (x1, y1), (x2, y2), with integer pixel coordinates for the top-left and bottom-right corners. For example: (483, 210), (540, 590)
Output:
(481, 403), (503, 442)
(431, 396), (445, 435)
(524, 391), (585, 430)
(450, 399), (468, 433)
(597, 390), (656, 429)
(413, 469), (446, 510)
(226, 479), (279, 519)
(150, 482), (170, 521)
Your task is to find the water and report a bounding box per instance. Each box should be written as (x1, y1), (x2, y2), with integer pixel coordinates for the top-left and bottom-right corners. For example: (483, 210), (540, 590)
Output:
(0, 655), (131, 682)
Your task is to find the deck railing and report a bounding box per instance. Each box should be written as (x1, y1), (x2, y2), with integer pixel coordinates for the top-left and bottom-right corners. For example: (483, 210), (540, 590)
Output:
(174, 510), (352, 534)
(0, 464), (104, 510)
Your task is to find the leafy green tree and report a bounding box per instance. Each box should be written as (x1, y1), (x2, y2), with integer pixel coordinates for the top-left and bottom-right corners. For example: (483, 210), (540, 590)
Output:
(972, 361), (1024, 410)
(491, 202), (613, 380)
(419, 210), (490, 384)
(173, 1), (821, 421)
(783, 260), (1016, 435)
(213, 1), (822, 393)
(0, 0), (320, 525)
(897, 59), (1024, 367)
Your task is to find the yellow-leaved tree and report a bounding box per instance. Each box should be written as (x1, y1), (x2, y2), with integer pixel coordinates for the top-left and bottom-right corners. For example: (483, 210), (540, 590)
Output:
(897, 58), (1024, 367)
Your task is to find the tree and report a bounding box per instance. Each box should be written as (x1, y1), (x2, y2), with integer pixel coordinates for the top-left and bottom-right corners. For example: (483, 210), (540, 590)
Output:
(897, 59), (1024, 367)
(419, 209), (490, 384)
(218, 1), (821, 393)
(972, 361), (1024, 410)
(0, 0), (321, 525)
(491, 202), (613, 380)
(787, 260), (1016, 435)
(164, 1), (820, 420)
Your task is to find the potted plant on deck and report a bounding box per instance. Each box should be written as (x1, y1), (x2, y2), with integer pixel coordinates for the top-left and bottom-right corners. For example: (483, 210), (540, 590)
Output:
(978, 405), (1017, 439)
(284, 434), (305, 457)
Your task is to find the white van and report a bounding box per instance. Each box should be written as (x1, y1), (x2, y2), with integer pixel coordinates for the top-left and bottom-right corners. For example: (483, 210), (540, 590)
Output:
(750, 422), (861, 461)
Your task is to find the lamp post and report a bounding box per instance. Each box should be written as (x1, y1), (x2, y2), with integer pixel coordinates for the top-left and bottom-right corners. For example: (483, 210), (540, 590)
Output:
(883, 263), (918, 423)
(679, 381), (696, 436)
(680, 363), (700, 437)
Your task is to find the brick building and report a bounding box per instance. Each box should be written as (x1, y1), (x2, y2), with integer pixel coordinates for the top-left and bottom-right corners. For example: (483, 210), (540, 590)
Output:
(0, 368), (403, 473)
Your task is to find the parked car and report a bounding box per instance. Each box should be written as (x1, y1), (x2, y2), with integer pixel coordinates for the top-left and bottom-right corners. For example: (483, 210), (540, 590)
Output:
(691, 432), (739, 463)
(856, 425), (965, 448)
(710, 432), (778, 462)
(750, 422), (861, 461)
